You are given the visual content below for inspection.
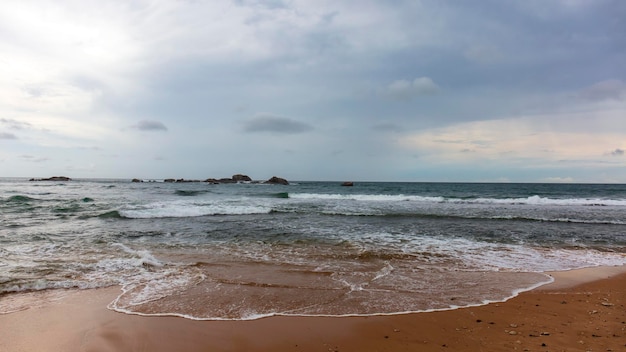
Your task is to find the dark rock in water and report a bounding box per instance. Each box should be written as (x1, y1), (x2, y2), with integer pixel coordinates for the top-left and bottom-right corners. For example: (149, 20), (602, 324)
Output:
(30, 176), (72, 181)
(176, 178), (201, 183)
(203, 174), (252, 184)
(218, 178), (237, 184)
(145, 175), (283, 184)
(131, 178), (143, 183)
(49, 176), (71, 181)
(264, 176), (289, 185)
(341, 181), (354, 187)
(232, 174), (252, 182)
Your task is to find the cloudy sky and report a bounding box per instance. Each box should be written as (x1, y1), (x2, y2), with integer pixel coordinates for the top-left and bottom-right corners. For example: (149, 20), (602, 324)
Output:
(1, 0), (624, 182)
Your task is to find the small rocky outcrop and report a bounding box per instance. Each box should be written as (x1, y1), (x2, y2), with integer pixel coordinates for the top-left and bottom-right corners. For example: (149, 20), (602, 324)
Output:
(204, 174), (252, 184)
(341, 181), (354, 187)
(131, 178), (143, 183)
(218, 178), (236, 184)
(30, 176), (72, 181)
(175, 178), (202, 183)
(161, 174), (284, 184)
(232, 174), (252, 182)
(264, 176), (289, 185)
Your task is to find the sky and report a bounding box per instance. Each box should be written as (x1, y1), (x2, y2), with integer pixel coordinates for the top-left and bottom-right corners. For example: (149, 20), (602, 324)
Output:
(0, 0), (625, 182)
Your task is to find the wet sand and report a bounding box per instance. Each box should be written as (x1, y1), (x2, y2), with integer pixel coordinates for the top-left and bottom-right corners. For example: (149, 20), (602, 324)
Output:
(1, 266), (625, 352)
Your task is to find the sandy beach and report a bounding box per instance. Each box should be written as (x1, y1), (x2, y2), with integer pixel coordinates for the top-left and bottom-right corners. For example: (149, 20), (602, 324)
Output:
(1, 266), (624, 352)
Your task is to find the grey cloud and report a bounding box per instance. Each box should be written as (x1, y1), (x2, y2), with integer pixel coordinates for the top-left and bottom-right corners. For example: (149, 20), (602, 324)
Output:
(234, 104), (249, 113)
(0, 132), (18, 140)
(610, 148), (624, 156)
(434, 139), (465, 144)
(320, 11), (338, 25)
(372, 123), (403, 132)
(70, 75), (107, 92)
(0, 1), (623, 182)
(559, 159), (617, 165)
(234, 0), (288, 10)
(134, 120), (168, 131)
(1, 118), (32, 130)
(463, 45), (504, 64)
(383, 77), (440, 101)
(579, 79), (625, 101)
(22, 86), (45, 98)
(77, 146), (101, 151)
(243, 114), (313, 134)
(20, 155), (49, 163)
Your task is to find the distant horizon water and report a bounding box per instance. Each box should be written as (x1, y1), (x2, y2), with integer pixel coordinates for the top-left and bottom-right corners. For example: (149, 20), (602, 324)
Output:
(7, 176), (626, 184)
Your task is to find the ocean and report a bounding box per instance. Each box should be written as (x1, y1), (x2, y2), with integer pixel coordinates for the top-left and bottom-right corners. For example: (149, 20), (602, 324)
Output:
(0, 178), (624, 320)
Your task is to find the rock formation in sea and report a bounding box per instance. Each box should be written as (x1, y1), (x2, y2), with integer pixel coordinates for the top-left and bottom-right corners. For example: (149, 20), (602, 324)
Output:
(264, 176), (289, 185)
(175, 179), (202, 183)
(146, 174), (288, 185)
(29, 176), (72, 181)
(341, 181), (354, 187)
(232, 174), (252, 182)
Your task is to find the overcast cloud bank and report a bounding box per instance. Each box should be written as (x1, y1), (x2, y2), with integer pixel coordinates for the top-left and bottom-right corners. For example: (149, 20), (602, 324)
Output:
(0, 0), (624, 182)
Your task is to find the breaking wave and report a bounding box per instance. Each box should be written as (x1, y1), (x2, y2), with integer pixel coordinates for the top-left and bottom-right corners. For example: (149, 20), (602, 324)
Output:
(288, 193), (626, 206)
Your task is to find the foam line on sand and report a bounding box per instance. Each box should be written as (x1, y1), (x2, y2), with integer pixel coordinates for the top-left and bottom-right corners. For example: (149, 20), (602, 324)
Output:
(1, 266), (625, 351)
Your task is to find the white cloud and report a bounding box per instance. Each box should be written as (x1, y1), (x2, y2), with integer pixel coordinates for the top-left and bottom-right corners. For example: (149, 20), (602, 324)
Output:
(398, 111), (626, 166)
(543, 176), (575, 183)
(23, 115), (116, 144)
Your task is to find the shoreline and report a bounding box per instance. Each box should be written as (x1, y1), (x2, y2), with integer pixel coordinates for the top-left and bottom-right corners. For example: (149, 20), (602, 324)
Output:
(1, 266), (625, 351)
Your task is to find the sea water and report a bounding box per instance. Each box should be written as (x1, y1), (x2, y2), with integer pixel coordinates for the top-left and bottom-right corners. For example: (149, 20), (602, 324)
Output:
(0, 179), (624, 319)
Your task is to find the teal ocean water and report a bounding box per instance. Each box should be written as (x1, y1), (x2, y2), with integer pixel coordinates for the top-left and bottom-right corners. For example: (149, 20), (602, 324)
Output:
(1, 178), (625, 319)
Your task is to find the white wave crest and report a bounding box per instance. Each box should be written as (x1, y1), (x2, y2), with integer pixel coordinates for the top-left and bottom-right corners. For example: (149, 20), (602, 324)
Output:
(289, 193), (626, 206)
(110, 243), (163, 267)
(464, 195), (626, 206)
(400, 236), (626, 272)
(119, 200), (271, 218)
(289, 193), (445, 202)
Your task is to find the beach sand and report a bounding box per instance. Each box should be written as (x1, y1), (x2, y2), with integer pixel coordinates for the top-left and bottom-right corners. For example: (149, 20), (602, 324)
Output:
(1, 266), (625, 352)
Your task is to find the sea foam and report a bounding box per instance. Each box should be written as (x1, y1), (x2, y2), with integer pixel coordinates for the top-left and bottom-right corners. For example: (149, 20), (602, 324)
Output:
(119, 201), (272, 218)
(289, 193), (626, 206)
